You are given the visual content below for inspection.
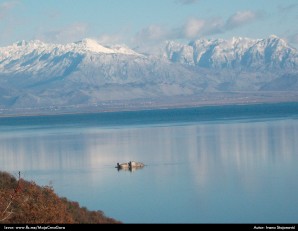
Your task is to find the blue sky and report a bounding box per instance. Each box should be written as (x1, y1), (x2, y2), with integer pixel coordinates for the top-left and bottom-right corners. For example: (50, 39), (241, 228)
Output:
(0, 0), (298, 49)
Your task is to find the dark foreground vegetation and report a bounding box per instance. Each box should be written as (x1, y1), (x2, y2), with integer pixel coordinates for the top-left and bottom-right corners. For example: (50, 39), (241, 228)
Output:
(0, 171), (121, 224)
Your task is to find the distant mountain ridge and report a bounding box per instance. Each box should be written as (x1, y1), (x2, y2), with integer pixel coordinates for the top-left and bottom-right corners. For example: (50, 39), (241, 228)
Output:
(164, 35), (298, 70)
(0, 36), (297, 114)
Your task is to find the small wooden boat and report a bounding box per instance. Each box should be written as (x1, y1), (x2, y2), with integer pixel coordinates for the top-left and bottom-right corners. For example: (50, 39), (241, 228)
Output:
(116, 161), (145, 171)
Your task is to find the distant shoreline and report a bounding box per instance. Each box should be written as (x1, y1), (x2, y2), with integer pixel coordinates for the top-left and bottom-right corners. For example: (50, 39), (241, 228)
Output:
(0, 95), (298, 119)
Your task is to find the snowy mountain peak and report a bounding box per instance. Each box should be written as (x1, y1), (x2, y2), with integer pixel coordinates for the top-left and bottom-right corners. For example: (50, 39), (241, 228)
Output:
(111, 44), (141, 56)
(269, 34), (279, 39)
(15, 40), (28, 47)
(73, 38), (141, 56)
(267, 35), (289, 48)
(0, 38), (142, 58)
(75, 38), (115, 54)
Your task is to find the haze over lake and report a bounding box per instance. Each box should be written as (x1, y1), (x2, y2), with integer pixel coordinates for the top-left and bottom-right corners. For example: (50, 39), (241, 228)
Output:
(1, 103), (298, 223)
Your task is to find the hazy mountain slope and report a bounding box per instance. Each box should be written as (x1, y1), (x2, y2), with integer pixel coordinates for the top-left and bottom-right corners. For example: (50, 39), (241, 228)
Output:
(0, 36), (297, 113)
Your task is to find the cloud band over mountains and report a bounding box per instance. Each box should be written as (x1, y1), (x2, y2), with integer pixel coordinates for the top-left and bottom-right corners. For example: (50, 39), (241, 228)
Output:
(135, 10), (262, 46)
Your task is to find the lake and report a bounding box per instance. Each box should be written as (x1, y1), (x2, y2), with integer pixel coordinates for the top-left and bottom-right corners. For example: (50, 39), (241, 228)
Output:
(0, 103), (298, 223)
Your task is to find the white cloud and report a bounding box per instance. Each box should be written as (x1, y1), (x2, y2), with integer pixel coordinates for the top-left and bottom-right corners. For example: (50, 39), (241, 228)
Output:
(134, 24), (171, 46)
(184, 18), (205, 38)
(97, 33), (126, 46)
(159, 10), (260, 40)
(134, 18), (224, 45)
(132, 18), (224, 53)
(183, 17), (224, 39)
(133, 10), (262, 53)
(132, 24), (175, 54)
(225, 10), (260, 30)
(137, 25), (169, 41)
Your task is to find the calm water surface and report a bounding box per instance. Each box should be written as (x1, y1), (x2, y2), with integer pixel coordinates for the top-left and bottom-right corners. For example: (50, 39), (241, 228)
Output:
(0, 103), (298, 223)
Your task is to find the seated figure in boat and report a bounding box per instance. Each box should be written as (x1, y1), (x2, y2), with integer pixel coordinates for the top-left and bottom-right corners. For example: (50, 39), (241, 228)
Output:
(116, 162), (130, 169)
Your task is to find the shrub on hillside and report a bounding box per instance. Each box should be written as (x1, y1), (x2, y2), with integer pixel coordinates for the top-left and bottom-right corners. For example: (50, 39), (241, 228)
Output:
(0, 171), (120, 224)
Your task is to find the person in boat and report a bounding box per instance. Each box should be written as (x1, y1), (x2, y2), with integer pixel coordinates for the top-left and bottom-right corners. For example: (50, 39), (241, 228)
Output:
(116, 162), (129, 169)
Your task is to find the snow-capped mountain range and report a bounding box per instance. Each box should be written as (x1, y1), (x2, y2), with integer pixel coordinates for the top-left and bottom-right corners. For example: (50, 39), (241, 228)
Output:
(0, 36), (297, 114)
(164, 35), (298, 70)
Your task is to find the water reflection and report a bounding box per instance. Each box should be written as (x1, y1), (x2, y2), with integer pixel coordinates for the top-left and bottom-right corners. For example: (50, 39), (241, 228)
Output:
(0, 118), (298, 223)
(116, 166), (145, 172)
(0, 119), (298, 181)
(190, 120), (298, 188)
